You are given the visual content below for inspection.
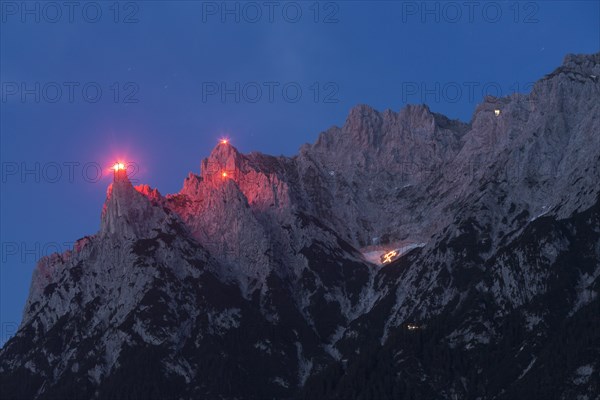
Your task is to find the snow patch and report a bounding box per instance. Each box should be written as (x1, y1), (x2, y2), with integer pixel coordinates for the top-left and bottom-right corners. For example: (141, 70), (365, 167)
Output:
(164, 359), (195, 383)
(323, 326), (345, 360)
(518, 357), (536, 379)
(24, 360), (37, 373)
(88, 364), (104, 384)
(529, 205), (549, 221)
(272, 377), (289, 388)
(447, 324), (492, 349)
(524, 313), (543, 331)
(254, 340), (272, 354)
(208, 308), (241, 335)
(573, 364), (594, 385)
(570, 268), (600, 317)
(133, 319), (164, 345)
(323, 343), (341, 361)
(296, 342), (313, 386)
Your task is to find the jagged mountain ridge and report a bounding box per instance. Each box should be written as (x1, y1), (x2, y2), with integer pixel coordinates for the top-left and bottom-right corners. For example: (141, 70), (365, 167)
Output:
(1, 53), (599, 400)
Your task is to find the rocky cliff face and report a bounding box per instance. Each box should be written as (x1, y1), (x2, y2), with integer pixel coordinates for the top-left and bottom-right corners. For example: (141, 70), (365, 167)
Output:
(1, 53), (599, 400)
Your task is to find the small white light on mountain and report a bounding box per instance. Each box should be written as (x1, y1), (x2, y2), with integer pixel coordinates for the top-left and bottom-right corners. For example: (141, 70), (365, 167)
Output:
(494, 109), (501, 116)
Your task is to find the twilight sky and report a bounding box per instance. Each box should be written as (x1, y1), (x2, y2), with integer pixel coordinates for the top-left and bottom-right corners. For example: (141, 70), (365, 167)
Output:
(1, 1), (598, 344)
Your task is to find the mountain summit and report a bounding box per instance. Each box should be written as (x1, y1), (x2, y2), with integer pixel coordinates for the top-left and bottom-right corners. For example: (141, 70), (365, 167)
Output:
(1, 53), (599, 400)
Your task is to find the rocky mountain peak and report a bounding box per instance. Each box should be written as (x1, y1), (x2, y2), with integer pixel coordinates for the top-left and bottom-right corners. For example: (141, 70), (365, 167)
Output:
(200, 141), (245, 183)
(100, 170), (167, 238)
(1, 52), (599, 400)
(561, 52), (600, 73)
(134, 184), (163, 203)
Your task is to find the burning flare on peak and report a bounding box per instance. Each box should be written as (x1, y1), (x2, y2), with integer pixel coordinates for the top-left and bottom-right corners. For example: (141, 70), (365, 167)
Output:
(219, 138), (229, 145)
(113, 162), (126, 172)
(112, 162), (128, 181)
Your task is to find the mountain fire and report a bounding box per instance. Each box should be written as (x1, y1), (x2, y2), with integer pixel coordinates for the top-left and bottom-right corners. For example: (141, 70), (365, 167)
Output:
(381, 250), (399, 264)
(112, 162), (127, 181)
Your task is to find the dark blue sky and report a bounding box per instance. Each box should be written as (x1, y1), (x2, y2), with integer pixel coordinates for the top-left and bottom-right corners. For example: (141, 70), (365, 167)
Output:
(1, 1), (598, 344)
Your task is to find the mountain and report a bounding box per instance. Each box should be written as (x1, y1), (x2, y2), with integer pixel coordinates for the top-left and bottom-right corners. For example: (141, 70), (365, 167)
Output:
(1, 53), (599, 400)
